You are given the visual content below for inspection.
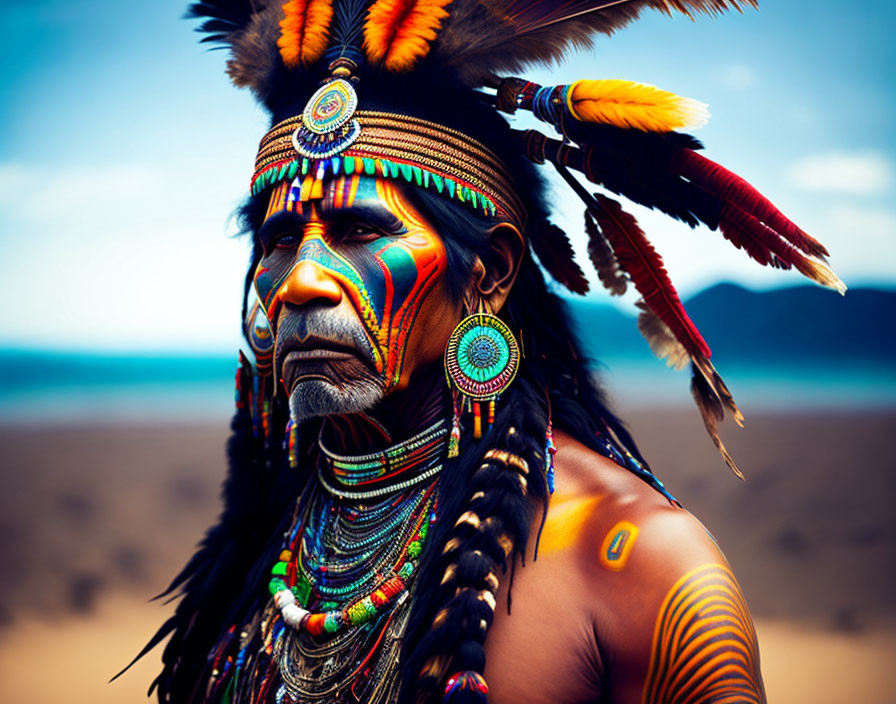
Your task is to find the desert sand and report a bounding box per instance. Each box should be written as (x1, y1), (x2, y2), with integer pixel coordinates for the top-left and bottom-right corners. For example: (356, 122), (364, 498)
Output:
(1, 407), (894, 703)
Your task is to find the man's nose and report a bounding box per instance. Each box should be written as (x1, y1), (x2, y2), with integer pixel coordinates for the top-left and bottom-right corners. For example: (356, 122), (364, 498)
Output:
(278, 259), (342, 307)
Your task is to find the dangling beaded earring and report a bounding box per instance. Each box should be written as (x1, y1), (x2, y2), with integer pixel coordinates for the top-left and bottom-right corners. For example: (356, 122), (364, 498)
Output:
(284, 417), (299, 468)
(444, 301), (520, 458)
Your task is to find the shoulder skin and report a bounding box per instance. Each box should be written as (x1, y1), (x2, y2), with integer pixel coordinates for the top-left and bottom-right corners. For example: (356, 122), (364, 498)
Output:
(483, 430), (766, 704)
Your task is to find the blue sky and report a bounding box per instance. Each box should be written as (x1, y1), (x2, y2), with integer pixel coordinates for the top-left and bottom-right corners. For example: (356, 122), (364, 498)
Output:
(0, 0), (893, 351)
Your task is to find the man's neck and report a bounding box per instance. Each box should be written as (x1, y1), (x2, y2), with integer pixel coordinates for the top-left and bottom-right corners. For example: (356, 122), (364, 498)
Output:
(321, 366), (449, 454)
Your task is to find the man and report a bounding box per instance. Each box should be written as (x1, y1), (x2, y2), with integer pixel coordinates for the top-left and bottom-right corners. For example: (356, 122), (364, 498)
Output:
(145, 1), (841, 702)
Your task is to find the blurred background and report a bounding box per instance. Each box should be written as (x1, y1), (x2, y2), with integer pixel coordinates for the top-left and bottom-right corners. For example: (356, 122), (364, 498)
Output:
(1, 1), (894, 702)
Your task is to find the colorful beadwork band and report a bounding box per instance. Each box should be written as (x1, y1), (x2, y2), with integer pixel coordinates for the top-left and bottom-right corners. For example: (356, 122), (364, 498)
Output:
(252, 111), (526, 226)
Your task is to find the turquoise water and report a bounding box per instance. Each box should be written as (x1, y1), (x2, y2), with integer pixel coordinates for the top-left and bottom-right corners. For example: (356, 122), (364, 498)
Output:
(0, 351), (236, 423)
(596, 357), (896, 410)
(0, 349), (893, 423)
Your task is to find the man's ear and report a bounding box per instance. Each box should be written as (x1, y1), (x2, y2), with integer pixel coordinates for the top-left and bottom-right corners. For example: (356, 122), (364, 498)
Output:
(471, 223), (525, 311)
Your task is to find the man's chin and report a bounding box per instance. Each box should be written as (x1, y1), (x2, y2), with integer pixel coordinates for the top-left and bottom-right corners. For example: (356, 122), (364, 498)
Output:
(288, 377), (385, 421)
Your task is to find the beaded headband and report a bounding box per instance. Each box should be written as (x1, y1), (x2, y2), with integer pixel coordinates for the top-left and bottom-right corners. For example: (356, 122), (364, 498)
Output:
(252, 97), (526, 227)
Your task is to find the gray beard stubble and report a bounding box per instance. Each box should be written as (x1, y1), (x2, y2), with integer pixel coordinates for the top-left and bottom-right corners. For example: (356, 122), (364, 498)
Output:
(277, 309), (385, 421)
(288, 376), (384, 421)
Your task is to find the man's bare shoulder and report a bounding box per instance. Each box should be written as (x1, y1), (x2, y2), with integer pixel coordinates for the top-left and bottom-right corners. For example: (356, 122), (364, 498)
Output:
(546, 429), (732, 598)
(538, 430), (764, 704)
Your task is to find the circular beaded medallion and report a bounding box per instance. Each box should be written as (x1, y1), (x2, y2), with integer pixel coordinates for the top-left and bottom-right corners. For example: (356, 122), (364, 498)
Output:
(292, 78), (361, 159)
(444, 313), (519, 401)
(302, 78), (358, 134)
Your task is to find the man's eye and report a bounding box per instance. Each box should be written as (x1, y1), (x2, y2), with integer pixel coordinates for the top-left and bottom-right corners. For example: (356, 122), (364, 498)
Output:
(274, 233), (299, 249)
(343, 225), (383, 243)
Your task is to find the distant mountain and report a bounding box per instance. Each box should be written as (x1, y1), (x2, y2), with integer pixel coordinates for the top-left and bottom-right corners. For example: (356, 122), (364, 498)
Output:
(685, 283), (895, 365)
(567, 284), (896, 367)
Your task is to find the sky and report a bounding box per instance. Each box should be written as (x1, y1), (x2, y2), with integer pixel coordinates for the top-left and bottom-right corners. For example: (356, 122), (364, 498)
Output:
(0, 0), (893, 352)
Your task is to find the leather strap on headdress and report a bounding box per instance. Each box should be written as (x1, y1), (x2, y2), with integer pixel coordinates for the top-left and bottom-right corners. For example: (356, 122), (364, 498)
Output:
(252, 110), (527, 227)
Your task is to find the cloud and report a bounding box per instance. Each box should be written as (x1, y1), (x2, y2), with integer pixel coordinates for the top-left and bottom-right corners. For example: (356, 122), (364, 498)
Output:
(788, 151), (894, 195)
(0, 160), (250, 350)
(718, 64), (757, 91)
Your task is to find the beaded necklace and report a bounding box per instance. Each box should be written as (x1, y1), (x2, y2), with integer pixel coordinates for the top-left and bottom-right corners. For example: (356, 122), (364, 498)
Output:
(271, 483), (437, 636)
(316, 420), (448, 499)
(239, 419), (449, 704)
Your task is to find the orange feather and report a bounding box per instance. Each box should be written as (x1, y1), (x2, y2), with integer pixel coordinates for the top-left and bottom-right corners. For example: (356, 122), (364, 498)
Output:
(278, 0), (334, 68)
(364, 0), (454, 72)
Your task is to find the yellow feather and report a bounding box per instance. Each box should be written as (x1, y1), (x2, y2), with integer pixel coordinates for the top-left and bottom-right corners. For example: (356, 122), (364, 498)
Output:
(567, 79), (709, 132)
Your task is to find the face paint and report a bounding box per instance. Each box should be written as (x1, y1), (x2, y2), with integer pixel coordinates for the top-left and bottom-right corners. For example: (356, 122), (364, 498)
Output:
(254, 175), (452, 411)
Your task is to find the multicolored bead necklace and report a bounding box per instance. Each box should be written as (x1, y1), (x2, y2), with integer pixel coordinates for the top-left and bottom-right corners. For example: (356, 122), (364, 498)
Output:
(264, 419), (449, 703)
(316, 419), (448, 499)
(270, 485), (437, 637)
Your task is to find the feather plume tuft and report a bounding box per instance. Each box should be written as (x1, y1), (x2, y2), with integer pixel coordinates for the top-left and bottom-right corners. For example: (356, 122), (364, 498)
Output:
(529, 220), (590, 294)
(568, 79), (709, 132)
(636, 301), (689, 370)
(278, 0), (335, 67)
(364, 0), (454, 72)
(691, 364), (744, 479)
(188, 1), (285, 94)
(584, 208), (628, 295)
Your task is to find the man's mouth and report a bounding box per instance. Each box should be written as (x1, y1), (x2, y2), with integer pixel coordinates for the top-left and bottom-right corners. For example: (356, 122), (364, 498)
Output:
(280, 343), (370, 393)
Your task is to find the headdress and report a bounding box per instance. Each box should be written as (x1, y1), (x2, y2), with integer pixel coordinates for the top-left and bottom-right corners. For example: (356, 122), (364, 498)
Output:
(191, 0), (842, 473)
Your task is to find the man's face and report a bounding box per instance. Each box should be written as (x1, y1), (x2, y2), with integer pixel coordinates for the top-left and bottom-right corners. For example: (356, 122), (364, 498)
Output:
(253, 175), (459, 420)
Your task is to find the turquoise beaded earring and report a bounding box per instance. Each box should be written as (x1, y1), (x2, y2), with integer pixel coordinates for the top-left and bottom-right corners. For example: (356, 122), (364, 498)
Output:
(444, 302), (520, 457)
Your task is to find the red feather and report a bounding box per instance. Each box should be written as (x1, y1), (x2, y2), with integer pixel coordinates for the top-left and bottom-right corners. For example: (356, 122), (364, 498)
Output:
(721, 203), (845, 293)
(719, 202), (806, 273)
(590, 193), (710, 359)
(671, 148), (830, 260)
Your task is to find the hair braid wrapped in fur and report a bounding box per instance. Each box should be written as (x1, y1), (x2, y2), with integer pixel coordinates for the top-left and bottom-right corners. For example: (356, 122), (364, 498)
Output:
(409, 381), (548, 703)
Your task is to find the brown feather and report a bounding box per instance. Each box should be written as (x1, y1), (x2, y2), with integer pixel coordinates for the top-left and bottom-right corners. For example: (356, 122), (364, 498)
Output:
(691, 354), (743, 427)
(691, 364), (745, 479)
(225, 3), (284, 92)
(636, 301), (690, 370)
(585, 208), (628, 296)
(436, 0), (757, 86)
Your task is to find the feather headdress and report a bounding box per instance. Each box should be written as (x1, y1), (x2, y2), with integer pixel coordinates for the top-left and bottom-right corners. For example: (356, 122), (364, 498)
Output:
(187, 0), (841, 477)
